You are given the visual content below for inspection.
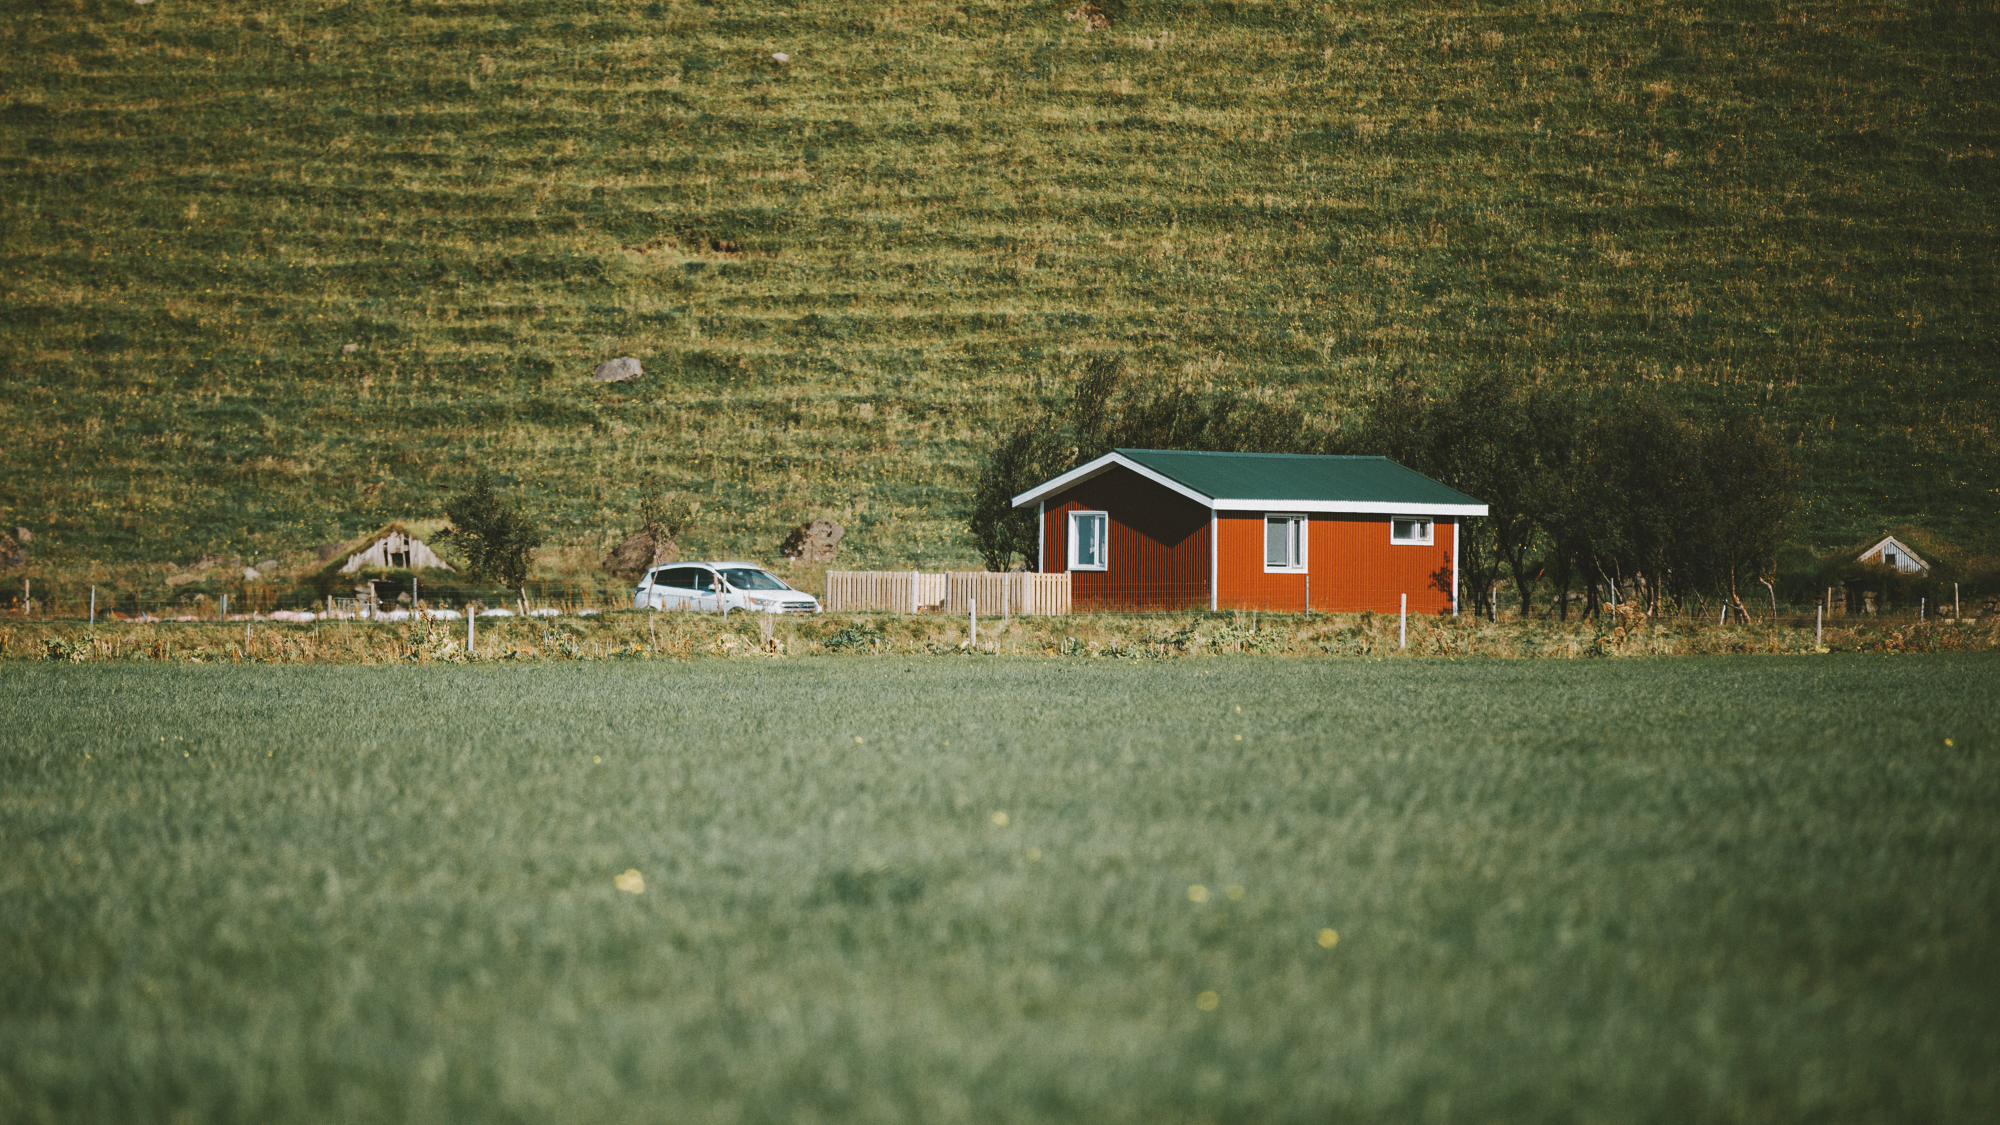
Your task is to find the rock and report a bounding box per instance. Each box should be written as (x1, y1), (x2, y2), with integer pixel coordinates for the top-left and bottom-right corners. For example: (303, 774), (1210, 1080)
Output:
(243, 567), (262, 581)
(603, 522), (677, 578)
(772, 52), (790, 62)
(256, 559), (281, 571)
(779, 518), (845, 563)
(166, 573), (199, 586)
(341, 343), (358, 354)
(592, 356), (643, 383)
(13, 527), (31, 543)
(0, 529), (25, 570)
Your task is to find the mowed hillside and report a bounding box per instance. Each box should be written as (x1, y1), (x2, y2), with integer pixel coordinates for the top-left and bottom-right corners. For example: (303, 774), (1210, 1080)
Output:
(3, 0), (1995, 570)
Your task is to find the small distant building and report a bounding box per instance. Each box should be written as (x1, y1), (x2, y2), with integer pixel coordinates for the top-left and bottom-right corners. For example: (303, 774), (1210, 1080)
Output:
(338, 525), (453, 573)
(1857, 534), (1928, 575)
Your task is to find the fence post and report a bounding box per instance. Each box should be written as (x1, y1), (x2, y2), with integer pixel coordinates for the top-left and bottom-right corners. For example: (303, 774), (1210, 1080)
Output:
(1399, 593), (1407, 650)
(970, 597), (977, 645)
(1955, 582), (1960, 620)
(90, 586), (96, 625)
(1816, 603), (1822, 647)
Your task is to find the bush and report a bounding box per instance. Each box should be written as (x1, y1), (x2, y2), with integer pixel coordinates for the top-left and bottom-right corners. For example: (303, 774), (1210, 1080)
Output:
(437, 472), (542, 594)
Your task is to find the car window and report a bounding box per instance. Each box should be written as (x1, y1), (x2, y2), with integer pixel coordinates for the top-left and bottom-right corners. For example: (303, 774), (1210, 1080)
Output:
(658, 567), (713, 591)
(718, 567), (790, 591)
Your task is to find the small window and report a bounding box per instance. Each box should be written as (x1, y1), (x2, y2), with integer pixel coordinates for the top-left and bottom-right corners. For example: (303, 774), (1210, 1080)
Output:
(1069, 511), (1108, 571)
(1265, 514), (1306, 571)
(1883, 552), (1898, 567)
(658, 567), (714, 592)
(1391, 518), (1434, 545)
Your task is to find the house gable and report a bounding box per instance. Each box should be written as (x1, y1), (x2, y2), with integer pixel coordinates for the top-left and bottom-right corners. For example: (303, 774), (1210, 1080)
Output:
(1858, 535), (1928, 574)
(1041, 465), (1211, 611)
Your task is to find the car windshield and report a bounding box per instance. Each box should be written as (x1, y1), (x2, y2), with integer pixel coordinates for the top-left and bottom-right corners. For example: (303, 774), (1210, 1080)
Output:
(718, 567), (791, 591)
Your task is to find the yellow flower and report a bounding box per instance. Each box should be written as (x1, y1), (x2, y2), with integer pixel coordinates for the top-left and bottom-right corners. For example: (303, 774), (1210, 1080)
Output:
(1317, 928), (1339, 949)
(990, 811), (1010, 827)
(1195, 990), (1219, 1011)
(614, 869), (645, 894)
(1187, 884), (1208, 903)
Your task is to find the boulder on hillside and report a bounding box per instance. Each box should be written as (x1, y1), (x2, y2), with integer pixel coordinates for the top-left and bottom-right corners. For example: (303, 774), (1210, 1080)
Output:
(603, 522), (678, 579)
(592, 356), (644, 383)
(779, 518), (845, 563)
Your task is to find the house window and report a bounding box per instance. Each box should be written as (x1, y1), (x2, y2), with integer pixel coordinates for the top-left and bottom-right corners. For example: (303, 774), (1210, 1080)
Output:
(1883, 551), (1898, 567)
(1391, 518), (1434, 545)
(1265, 514), (1306, 572)
(1069, 511), (1108, 571)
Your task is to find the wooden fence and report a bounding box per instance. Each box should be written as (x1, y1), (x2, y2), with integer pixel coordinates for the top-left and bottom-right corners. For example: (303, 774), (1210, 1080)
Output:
(824, 571), (1070, 615)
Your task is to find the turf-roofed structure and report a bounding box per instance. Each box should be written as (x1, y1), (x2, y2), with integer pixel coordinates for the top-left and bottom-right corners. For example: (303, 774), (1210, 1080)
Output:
(1014, 450), (1488, 614)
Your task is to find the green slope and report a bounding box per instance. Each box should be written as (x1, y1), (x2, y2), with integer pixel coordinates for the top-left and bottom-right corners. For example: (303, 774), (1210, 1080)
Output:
(2, 0), (1994, 569)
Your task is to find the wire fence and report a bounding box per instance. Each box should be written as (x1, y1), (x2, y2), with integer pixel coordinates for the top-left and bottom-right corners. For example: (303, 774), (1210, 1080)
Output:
(0, 577), (646, 622)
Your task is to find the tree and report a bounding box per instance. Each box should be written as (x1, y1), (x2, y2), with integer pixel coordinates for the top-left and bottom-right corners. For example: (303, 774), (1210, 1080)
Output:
(438, 471), (542, 601)
(1691, 416), (1797, 617)
(970, 353), (1332, 570)
(1358, 369), (1538, 620)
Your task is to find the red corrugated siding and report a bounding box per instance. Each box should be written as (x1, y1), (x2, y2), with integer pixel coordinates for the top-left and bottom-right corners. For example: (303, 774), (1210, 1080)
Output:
(1044, 467), (1211, 611)
(1217, 514), (1455, 614)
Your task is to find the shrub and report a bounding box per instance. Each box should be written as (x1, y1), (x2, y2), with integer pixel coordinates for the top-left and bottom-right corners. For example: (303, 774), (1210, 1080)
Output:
(437, 472), (542, 596)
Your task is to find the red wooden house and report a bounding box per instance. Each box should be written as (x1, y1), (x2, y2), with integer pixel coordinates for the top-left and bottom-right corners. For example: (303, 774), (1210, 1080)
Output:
(1012, 449), (1488, 614)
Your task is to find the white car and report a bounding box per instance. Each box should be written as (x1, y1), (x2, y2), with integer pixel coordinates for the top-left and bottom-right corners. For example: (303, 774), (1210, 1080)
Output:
(632, 561), (823, 614)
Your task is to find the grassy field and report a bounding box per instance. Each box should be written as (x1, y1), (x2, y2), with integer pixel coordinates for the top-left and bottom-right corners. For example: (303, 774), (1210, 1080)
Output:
(3, 654), (1996, 1123)
(2, 0), (1996, 570)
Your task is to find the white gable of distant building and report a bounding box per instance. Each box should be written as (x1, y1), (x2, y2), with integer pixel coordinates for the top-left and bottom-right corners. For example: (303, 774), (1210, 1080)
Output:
(339, 528), (453, 573)
(1857, 535), (1927, 574)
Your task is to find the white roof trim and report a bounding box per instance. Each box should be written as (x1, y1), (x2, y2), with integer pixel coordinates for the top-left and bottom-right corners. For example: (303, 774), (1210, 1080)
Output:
(1011, 452), (1213, 509)
(1214, 500), (1489, 517)
(1011, 452), (1489, 516)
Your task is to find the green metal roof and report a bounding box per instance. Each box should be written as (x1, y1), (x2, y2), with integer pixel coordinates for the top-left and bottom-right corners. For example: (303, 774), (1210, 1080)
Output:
(1115, 449), (1483, 507)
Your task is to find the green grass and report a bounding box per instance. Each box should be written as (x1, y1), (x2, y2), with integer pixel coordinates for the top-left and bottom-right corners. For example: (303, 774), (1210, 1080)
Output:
(4, 655), (1997, 1123)
(1, 1), (1995, 569)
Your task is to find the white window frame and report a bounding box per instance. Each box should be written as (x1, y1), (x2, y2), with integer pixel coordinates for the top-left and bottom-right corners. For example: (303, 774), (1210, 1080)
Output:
(1263, 513), (1308, 573)
(1068, 510), (1108, 571)
(1390, 517), (1434, 545)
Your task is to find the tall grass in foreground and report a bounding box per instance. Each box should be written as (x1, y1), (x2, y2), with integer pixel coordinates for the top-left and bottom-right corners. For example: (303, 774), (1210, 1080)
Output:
(2, 656), (1997, 1123)
(6, 606), (2000, 664)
